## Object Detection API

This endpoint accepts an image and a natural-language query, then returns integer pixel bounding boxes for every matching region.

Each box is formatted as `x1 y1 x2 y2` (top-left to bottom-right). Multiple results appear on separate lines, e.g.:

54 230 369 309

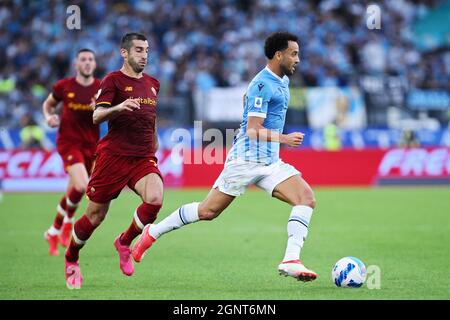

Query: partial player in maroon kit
64 33 163 289
43 49 100 256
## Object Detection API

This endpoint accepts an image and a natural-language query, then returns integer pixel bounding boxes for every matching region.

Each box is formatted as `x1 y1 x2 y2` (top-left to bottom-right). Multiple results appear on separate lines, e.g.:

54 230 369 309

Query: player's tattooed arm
93 98 140 124
42 93 60 128
247 116 304 147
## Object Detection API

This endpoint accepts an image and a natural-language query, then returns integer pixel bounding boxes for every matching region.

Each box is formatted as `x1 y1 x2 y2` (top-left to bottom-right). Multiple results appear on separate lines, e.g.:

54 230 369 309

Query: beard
280 63 295 76
129 57 145 73
79 69 93 78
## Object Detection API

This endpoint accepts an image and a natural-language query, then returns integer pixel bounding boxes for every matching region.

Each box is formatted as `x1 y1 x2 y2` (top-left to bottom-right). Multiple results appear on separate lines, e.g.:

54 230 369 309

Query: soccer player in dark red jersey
43 49 100 256
64 33 163 289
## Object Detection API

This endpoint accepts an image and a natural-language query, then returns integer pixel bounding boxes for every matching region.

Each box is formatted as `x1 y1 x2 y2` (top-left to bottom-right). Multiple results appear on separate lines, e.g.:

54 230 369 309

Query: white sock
48 225 61 236
149 202 200 239
283 205 314 262
63 215 74 224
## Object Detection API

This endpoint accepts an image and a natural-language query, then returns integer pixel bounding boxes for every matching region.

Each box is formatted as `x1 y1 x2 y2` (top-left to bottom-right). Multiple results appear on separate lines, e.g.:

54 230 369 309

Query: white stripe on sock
66 197 78 208
48 226 61 236
57 204 67 216
134 210 145 230
63 215 74 224
72 230 85 245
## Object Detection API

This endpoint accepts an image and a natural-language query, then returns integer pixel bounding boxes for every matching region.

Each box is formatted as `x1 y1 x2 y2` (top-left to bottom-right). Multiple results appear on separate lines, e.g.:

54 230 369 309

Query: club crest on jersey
254 97 263 109
151 87 157 95
67 92 75 98
125 86 133 92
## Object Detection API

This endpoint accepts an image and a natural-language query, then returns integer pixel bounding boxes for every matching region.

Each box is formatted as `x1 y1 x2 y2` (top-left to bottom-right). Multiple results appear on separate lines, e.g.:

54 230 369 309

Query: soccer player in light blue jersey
133 32 318 282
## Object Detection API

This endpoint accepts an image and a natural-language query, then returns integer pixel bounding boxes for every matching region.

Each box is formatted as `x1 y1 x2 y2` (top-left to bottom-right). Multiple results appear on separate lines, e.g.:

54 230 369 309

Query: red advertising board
179 148 450 187
375 148 450 185
1 148 449 191
0 149 183 191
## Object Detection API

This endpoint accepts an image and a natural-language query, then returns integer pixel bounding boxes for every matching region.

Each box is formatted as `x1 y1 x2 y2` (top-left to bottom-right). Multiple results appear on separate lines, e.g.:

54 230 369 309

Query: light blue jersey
229 67 290 165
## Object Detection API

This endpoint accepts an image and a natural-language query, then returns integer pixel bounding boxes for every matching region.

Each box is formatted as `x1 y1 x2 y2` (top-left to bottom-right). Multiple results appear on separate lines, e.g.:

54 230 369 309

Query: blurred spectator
323 123 343 150
19 114 46 149
398 129 421 147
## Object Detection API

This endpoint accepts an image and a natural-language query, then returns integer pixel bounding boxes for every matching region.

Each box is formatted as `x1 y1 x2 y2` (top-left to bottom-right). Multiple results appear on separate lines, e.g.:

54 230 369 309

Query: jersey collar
264 66 284 82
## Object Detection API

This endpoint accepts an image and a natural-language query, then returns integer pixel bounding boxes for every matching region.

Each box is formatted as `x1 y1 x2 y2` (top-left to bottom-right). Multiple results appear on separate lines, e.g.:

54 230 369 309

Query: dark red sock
52 196 67 229
120 203 161 246
66 206 78 219
65 214 96 262
66 187 84 218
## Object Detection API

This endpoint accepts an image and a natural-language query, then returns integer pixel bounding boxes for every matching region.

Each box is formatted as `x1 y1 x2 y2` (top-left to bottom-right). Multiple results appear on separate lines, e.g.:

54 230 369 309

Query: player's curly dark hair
264 32 298 59
121 32 147 51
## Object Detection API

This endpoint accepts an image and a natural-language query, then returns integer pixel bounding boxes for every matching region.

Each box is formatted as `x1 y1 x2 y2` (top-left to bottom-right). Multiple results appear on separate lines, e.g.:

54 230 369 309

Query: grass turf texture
0 188 449 300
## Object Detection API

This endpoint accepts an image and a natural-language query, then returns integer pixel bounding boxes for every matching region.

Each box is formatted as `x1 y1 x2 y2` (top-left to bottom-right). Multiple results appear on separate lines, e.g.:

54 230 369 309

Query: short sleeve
153 78 160 94
246 81 272 118
147 75 160 94
95 75 116 109
51 79 65 101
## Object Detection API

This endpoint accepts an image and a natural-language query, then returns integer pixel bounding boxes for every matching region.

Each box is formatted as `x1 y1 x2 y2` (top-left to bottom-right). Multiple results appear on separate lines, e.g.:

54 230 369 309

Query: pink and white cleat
44 231 59 256
114 235 134 276
65 258 83 289
132 224 156 263
278 260 318 282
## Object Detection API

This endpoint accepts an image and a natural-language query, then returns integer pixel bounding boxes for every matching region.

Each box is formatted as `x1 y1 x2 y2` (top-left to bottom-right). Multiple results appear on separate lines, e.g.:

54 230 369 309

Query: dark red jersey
52 77 101 149
95 70 160 157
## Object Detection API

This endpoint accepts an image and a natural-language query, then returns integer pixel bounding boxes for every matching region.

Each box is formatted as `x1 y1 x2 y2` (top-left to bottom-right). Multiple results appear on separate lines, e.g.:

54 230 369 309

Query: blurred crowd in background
0 0 449 130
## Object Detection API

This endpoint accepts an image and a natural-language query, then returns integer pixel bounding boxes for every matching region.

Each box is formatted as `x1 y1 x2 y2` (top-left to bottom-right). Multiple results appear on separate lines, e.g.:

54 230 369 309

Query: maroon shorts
86 152 162 203
57 145 95 174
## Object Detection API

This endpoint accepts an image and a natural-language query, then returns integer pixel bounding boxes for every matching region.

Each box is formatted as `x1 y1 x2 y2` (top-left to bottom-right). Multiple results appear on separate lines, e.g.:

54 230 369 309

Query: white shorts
213 158 301 197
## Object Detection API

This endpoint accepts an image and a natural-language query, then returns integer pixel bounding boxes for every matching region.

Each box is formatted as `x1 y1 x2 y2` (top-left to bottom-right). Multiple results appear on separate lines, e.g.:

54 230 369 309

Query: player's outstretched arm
42 93 60 128
246 116 304 147
93 98 140 124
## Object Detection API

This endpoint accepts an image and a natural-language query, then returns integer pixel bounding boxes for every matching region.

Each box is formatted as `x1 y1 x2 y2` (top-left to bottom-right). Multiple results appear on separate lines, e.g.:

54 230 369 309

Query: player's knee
143 196 162 206
142 191 163 206
86 214 105 227
291 190 316 209
72 180 87 194
302 192 316 209
86 207 108 227
73 184 87 194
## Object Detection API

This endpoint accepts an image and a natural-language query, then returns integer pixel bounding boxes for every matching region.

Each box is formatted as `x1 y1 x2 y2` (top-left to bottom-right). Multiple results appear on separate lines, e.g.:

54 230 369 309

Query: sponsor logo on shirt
67 92 75 98
125 86 133 92
68 102 94 111
129 96 157 106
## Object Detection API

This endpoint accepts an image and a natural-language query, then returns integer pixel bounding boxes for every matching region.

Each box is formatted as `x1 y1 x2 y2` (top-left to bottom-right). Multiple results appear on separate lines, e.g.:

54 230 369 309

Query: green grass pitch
0 187 449 299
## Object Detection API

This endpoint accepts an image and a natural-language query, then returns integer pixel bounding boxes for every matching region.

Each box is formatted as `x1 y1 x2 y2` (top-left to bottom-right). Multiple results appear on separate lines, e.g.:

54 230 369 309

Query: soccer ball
332 257 367 288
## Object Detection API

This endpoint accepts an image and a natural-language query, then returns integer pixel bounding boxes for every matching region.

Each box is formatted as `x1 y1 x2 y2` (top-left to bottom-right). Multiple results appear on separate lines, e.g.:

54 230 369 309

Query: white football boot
278 260 318 282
